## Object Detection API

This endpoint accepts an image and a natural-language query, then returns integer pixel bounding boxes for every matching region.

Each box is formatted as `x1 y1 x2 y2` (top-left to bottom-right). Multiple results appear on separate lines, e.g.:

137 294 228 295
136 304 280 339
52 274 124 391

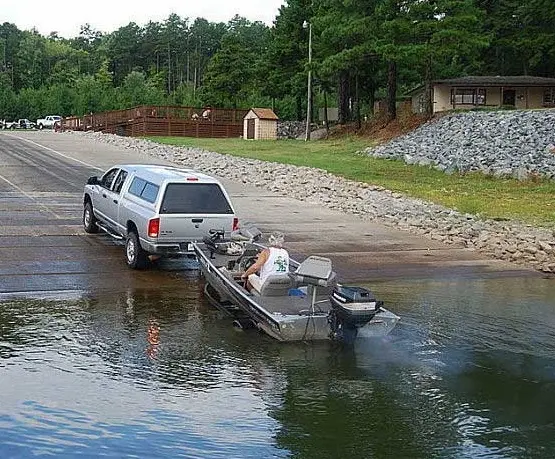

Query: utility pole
305 21 312 141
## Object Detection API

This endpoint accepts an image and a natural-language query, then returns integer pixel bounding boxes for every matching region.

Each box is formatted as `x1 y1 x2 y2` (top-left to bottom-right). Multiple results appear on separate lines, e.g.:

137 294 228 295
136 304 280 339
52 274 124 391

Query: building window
451 88 486 105
544 88 555 106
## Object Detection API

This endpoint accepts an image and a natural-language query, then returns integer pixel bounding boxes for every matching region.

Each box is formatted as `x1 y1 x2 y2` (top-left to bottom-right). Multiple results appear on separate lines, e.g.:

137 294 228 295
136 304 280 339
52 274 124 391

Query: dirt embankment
329 112 430 144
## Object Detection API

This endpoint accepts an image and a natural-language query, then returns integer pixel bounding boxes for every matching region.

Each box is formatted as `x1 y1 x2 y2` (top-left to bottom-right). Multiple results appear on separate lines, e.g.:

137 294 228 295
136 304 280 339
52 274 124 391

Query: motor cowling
328 286 383 342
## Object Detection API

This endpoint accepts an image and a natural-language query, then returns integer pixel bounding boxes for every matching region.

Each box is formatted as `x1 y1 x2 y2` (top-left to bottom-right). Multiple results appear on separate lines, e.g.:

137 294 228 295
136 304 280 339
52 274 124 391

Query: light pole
305 21 312 141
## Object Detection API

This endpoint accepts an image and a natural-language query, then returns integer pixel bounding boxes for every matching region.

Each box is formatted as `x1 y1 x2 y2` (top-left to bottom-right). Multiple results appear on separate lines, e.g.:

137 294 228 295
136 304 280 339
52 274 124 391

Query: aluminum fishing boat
193 228 399 343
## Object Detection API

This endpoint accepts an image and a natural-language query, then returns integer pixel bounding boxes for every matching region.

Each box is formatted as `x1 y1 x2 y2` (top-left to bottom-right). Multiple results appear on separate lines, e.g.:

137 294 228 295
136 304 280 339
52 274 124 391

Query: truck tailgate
156 182 236 242
158 214 235 242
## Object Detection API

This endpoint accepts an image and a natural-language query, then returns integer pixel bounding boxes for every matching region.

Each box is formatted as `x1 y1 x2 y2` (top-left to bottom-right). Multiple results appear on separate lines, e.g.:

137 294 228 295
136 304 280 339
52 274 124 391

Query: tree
106 23 143 86
162 14 190 93
410 0 488 116
189 18 227 90
315 0 381 124
0 72 16 118
1 4 555 123
15 31 48 89
0 22 23 90
117 71 165 107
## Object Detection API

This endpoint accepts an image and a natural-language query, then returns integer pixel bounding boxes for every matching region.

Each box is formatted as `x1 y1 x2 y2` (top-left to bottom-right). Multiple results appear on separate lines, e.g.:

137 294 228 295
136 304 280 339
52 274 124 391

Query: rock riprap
277 121 307 139
70 130 555 274
362 109 555 180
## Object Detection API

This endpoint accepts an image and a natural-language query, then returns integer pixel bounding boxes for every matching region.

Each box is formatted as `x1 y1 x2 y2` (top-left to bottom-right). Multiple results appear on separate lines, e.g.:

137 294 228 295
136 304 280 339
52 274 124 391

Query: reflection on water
1 277 554 458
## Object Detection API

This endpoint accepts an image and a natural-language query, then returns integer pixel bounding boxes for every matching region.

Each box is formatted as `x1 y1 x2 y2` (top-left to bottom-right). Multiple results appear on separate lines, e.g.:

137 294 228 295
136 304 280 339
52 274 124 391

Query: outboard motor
328 286 383 343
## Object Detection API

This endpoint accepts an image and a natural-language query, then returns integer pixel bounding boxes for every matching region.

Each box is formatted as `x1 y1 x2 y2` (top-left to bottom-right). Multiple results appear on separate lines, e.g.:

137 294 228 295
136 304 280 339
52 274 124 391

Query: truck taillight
148 218 160 238
232 217 239 231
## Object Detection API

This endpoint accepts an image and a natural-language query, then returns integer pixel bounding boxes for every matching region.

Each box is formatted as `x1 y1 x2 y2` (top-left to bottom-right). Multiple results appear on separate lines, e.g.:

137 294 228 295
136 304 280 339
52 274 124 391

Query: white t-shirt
259 247 289 283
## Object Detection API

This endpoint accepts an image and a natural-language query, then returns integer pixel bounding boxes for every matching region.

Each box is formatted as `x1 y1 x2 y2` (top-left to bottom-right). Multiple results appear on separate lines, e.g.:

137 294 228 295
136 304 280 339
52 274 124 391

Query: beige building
243 108 279 140
409 76 555 114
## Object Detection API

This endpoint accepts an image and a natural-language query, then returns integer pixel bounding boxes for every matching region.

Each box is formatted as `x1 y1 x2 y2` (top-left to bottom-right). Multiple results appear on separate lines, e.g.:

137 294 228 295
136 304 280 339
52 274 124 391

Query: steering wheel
240 256 257 272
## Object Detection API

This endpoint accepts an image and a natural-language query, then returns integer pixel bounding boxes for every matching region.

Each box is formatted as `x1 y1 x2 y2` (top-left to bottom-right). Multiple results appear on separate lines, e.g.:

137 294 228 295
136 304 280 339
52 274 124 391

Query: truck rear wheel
83 202 98 233
126 231 148 269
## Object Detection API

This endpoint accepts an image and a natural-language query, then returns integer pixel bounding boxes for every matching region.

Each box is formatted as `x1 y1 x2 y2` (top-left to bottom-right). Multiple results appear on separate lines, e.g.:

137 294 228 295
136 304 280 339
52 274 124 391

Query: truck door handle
113 199 118 204
192 218 204 223
102 193 107 198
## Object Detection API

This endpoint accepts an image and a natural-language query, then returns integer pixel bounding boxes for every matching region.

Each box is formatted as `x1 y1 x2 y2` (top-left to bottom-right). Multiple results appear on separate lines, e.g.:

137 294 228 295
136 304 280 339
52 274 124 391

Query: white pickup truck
3 119 35 129
36 115 61 130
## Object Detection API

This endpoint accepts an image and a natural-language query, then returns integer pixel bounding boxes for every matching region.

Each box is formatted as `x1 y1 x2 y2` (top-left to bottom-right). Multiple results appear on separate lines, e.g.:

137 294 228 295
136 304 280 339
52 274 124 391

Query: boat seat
291 256 336 288
255 273 295 297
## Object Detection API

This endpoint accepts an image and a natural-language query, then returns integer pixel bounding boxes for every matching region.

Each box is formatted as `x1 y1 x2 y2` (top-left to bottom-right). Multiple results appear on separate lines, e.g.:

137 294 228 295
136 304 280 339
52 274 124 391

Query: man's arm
241 250 269 278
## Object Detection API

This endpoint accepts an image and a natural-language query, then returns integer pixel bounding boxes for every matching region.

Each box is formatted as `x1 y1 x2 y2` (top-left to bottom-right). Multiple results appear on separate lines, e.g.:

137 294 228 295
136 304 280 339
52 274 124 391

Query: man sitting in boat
241 232 289 292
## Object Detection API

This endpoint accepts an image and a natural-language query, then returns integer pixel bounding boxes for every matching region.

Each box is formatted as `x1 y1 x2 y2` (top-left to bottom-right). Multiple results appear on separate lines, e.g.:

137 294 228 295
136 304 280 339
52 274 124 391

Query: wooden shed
243 108 279 140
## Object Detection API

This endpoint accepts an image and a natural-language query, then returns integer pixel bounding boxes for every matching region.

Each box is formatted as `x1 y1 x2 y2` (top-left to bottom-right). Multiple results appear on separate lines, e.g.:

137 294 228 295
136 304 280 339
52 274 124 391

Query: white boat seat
256 273 295 297
291 256 336 287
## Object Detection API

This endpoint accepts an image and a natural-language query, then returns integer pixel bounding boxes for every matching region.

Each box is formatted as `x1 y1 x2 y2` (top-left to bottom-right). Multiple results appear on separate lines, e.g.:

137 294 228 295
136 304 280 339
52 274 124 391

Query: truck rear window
160 183 233 214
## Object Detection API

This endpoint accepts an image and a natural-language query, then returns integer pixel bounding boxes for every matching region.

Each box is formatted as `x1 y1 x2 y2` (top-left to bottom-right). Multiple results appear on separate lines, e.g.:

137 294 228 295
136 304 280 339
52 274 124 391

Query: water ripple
2 278 555 458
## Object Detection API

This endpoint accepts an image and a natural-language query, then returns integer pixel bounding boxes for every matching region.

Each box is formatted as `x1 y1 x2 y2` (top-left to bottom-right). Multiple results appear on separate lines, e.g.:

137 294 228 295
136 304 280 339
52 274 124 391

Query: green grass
147 136 555 227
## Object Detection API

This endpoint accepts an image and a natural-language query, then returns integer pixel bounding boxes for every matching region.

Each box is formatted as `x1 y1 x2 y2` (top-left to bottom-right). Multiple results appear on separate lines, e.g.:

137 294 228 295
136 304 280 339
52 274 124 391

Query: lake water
1 276 554 458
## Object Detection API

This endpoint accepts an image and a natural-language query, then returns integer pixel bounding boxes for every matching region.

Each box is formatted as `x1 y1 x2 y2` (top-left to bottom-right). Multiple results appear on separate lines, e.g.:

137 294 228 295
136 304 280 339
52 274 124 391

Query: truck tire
126 231 148 269
83 201 99 233
38 123 44 130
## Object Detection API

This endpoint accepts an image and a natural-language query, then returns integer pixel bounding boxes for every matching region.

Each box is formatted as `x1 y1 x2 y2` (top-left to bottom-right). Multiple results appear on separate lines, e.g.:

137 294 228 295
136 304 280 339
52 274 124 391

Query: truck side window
128 177 147 197
141 183 159 203
128 177 159 203
100 168 119 189
112 170 128 194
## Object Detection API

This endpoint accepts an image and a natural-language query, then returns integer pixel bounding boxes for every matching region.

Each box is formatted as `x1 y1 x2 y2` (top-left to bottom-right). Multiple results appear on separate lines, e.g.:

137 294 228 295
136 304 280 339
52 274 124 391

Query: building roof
434 75 555 87
248 108 279 120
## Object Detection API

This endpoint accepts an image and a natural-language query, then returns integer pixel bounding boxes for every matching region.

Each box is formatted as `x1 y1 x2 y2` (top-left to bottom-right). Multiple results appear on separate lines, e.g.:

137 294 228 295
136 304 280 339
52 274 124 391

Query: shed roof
434 75 555 87
248 108 279 120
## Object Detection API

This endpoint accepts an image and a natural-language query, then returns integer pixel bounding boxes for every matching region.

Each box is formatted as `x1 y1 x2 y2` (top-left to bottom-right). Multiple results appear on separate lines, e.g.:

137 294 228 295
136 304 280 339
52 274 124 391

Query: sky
2 0 286 38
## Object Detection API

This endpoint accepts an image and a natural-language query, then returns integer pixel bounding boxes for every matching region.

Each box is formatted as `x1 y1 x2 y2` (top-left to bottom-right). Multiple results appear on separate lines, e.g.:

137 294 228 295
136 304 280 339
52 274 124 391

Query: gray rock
362 109 555 180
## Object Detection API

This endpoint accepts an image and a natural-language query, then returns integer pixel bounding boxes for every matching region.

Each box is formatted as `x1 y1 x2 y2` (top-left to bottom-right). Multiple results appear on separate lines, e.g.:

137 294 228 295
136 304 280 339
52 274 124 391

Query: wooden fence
62 105 249 138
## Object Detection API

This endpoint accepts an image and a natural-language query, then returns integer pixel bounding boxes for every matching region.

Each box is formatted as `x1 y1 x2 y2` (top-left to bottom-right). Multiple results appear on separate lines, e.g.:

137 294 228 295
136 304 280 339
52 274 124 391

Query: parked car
5 119 35 129
36 115 62 130
83 164 239 269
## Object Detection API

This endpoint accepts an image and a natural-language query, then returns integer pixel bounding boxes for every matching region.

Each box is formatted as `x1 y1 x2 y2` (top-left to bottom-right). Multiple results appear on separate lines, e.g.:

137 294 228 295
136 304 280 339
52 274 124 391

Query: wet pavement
0 131 539 298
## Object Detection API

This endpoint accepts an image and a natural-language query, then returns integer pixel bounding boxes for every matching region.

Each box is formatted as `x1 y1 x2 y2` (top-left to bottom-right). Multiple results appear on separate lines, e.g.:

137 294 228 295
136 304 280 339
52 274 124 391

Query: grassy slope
147 136 555 227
